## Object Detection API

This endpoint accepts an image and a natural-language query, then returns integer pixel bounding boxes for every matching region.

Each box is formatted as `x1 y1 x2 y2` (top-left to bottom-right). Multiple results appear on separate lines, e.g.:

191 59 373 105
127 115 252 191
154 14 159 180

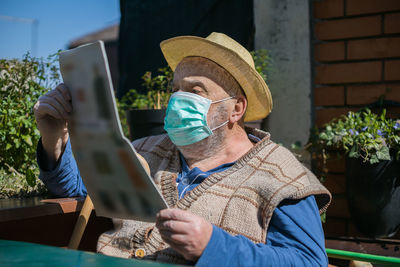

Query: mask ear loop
211 96 235 104
209 96 236 131
210 120 229 131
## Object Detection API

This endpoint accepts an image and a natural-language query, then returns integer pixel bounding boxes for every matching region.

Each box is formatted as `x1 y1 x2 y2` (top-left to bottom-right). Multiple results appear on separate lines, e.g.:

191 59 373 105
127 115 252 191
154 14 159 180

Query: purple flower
395 123 400 129
362 126 368 131
377 130 384 136
349 129 355 135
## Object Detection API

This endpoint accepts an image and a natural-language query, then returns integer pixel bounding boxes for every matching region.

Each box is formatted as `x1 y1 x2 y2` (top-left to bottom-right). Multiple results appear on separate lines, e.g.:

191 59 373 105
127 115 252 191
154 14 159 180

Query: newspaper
59 41 168 221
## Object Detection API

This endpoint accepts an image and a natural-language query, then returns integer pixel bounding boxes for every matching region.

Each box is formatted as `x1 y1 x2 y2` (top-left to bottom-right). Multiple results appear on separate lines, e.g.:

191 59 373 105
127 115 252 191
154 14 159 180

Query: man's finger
51 89 72 113
39 96 69 120
159 233 198 261
159 230 187 246
156 219 190 234
157 208 193 222
35 102 63 119
38 96 69 120
56 83 71 101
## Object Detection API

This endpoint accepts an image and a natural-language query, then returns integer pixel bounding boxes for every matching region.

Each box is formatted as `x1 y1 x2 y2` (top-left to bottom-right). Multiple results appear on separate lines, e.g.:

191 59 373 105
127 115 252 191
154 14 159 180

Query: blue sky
0 0 120 59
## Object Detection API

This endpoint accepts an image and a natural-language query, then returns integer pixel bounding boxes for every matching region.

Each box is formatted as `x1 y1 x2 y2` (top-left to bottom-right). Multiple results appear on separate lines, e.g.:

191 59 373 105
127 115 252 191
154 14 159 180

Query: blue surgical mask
164 92 234 146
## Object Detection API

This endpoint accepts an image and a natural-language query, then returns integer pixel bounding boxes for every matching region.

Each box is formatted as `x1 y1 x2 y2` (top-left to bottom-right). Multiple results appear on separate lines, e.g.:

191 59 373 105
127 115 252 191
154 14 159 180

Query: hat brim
160 36 272 122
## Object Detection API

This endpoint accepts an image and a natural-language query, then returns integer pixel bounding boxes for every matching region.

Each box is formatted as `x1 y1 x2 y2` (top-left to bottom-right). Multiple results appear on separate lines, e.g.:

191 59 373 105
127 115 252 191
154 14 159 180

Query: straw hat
160 32 272 122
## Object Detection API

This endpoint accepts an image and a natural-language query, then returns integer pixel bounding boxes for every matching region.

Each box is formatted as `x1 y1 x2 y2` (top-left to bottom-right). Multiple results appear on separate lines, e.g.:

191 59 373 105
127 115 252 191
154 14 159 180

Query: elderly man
34 32 331 266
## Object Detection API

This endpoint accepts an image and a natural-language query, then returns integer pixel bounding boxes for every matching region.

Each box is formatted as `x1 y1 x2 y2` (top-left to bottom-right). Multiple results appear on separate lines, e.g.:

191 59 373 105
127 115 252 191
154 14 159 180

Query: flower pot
346 154 400 238
126 109 166 141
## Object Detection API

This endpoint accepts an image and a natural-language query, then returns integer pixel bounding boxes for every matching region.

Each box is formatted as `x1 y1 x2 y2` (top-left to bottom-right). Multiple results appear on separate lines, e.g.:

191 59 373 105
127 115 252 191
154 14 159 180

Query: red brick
347 37 400 60
326 152 346 173
323 217 348 237
323 174 346 194
347 0 400 16
387 107 400 118
315 152 346 174
384 60 400 81
314 0 344 19
315 62 382 84
315 108 354 127
315 86 345 106
328 195 351 218
347 84 400 105
384 13 400 33
315 42 345 61
315 16 381 40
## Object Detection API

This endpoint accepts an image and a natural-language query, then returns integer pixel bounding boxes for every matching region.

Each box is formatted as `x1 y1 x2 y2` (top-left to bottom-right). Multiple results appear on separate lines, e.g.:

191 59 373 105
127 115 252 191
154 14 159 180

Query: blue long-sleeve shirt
37 138 328 266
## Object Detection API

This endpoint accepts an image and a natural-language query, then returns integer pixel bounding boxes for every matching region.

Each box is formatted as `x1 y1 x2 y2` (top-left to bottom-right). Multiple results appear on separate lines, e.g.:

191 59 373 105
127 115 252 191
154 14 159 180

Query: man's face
172 57 232 129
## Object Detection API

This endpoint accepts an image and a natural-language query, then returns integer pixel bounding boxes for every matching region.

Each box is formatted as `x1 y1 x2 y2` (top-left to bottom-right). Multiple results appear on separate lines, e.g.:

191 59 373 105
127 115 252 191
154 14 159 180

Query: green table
0 239 180 266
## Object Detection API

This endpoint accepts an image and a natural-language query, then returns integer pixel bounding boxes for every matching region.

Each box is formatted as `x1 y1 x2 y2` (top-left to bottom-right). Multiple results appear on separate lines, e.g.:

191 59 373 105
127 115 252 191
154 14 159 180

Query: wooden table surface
0 197 85 222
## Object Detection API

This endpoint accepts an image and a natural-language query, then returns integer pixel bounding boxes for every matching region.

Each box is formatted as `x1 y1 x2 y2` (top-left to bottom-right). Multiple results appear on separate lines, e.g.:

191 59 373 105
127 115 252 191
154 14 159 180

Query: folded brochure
59 41 168 221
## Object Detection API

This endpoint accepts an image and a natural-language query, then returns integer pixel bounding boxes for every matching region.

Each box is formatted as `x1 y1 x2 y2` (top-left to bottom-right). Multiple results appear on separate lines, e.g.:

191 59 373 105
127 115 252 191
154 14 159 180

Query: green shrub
250 49 272 82
118 66 174 111
0 53 60 198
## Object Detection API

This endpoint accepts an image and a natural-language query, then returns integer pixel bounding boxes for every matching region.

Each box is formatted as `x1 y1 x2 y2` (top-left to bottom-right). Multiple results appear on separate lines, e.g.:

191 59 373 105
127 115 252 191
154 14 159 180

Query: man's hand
156 208 213 261
33 83 72 169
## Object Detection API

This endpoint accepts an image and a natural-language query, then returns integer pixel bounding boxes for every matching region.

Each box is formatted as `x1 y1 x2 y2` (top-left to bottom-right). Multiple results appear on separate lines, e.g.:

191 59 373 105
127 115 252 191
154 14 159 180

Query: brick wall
312 0 400 238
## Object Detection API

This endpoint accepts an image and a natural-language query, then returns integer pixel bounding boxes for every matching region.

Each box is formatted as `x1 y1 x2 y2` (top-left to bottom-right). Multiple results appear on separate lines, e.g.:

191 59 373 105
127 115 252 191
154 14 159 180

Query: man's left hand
156 208 213 261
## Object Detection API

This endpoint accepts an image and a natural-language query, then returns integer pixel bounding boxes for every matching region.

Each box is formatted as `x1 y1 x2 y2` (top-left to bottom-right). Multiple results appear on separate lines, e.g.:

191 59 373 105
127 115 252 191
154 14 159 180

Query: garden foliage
118 66 174 111
0 53 60 197
310 109 400 165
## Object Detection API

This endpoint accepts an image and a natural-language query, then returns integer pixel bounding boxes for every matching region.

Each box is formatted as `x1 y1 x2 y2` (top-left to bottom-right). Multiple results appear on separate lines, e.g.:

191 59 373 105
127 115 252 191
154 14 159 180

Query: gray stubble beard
177 104 228 165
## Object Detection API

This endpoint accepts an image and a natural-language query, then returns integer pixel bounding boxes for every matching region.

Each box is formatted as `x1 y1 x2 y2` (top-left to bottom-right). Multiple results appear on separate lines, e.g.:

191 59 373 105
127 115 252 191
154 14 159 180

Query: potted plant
308 109 400 238
117 66 173 141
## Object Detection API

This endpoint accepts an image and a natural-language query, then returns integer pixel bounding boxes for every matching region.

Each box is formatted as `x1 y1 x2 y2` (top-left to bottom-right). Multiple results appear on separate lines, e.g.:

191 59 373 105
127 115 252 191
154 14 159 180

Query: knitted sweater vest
97 128 331 264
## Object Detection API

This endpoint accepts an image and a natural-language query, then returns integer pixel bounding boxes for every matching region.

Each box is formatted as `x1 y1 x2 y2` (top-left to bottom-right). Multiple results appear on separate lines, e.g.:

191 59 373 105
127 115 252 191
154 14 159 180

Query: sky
0 0 120 60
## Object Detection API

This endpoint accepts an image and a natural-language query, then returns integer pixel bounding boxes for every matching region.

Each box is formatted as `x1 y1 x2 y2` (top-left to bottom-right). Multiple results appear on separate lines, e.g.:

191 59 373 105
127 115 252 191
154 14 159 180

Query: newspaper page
59 41 168 221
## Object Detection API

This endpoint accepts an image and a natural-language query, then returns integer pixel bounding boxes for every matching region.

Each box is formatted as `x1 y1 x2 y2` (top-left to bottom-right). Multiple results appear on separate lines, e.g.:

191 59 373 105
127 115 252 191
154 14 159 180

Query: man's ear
229 96 247 124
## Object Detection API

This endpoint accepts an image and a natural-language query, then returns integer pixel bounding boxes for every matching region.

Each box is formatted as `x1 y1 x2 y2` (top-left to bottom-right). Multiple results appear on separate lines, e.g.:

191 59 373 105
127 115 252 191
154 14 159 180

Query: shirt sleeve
196 195 328 267
37 138 87 197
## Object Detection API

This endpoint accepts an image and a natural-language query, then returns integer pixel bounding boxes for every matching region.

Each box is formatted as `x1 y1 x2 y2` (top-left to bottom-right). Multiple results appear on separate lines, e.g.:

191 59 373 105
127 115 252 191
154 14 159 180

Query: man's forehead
176 57 212 72
174 57 221 79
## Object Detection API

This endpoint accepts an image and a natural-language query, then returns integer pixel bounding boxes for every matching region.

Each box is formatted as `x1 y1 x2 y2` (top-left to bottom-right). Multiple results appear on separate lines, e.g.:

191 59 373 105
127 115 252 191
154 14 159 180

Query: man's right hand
33 83 72 170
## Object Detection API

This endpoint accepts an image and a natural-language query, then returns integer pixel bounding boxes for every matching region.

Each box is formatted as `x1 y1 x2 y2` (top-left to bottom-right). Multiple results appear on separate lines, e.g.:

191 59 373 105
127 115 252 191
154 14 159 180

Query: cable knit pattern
97 128 331 265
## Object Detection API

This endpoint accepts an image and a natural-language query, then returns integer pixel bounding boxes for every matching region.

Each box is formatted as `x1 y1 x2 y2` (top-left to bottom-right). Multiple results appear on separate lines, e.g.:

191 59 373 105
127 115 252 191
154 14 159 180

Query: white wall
254 0 312 147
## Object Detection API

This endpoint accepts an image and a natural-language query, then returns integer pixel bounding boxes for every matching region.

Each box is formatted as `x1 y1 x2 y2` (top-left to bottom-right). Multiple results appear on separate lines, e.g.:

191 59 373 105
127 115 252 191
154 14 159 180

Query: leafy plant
251 49 272 82
307 109 400 175
119 66 174 110
0 53 60 198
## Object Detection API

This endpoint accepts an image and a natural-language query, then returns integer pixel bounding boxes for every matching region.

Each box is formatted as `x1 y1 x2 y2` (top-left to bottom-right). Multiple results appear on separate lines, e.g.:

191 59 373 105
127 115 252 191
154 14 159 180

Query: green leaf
14 139 20 148
320 212 326 223
349 146 359 158
377 146 391 161
26 168 36 187
369 155 379 164
319 133 328 140
22 135 33 146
